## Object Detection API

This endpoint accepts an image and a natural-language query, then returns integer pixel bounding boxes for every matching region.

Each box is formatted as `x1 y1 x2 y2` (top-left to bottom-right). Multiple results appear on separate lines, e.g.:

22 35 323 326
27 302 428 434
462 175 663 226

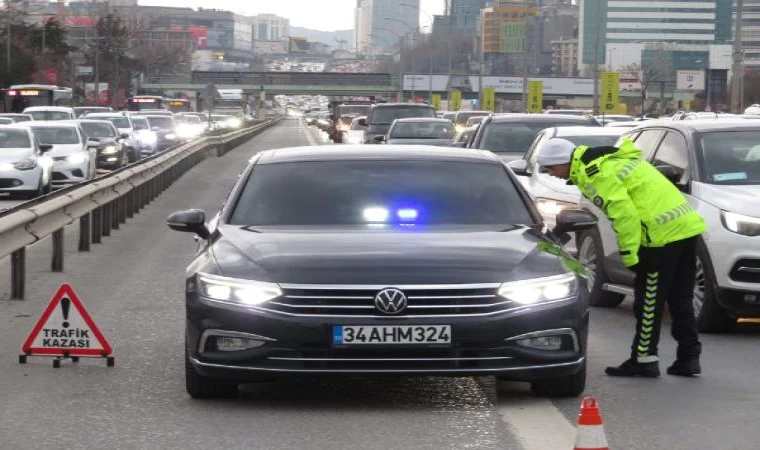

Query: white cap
536 138 576 168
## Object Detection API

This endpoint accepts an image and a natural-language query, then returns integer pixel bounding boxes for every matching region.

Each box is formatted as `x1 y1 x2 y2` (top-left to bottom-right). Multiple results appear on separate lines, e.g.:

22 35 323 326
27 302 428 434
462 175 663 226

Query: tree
624 48 675 115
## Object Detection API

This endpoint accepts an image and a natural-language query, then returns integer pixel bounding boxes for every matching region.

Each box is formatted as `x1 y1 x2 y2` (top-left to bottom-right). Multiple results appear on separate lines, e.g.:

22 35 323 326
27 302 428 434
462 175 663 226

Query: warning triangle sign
21 284 113 357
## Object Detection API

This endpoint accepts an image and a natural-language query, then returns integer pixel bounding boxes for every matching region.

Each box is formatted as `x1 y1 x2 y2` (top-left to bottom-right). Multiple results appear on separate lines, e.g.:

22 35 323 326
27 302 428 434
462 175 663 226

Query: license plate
332 325 451 345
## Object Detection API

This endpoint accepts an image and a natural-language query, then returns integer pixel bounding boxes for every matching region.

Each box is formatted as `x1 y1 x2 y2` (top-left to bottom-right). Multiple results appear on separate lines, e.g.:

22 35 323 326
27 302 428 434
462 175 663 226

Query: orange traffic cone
574 397 609 450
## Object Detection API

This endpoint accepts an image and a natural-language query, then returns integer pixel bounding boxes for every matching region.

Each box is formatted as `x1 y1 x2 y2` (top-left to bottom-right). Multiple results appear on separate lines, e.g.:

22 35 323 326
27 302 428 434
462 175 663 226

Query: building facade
250 14 290 42
480 3 538 75
741 0 760 68
355 0 420 52
551 37 578 76
447 0 488 35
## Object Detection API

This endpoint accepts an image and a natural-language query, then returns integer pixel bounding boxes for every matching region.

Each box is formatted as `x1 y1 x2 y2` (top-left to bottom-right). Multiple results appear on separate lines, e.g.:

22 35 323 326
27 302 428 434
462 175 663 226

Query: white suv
576 120 760 332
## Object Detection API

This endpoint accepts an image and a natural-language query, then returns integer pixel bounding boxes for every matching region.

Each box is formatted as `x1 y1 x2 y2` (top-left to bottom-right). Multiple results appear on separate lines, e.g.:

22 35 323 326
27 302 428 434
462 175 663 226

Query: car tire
694 240 734 333
185 356 239 399
577 229 626 307
530 362 586 398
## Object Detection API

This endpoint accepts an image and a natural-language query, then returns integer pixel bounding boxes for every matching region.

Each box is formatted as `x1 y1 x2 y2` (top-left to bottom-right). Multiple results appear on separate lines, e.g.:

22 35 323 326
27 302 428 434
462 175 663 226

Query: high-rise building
480 2 538 75
355 0 420 52
741 0 760 67
249 14 290 42
447 0 488 35
579 0 732 71
551 37 578 76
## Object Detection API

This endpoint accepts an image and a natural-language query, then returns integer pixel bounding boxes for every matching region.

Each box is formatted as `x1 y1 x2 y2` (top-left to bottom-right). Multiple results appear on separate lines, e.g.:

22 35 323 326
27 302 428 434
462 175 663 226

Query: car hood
0 148 34 162
535 173 581 198
48 144 83 157
387 138 453 146
693 182 760 217
211 225 575 285
495 152 526 163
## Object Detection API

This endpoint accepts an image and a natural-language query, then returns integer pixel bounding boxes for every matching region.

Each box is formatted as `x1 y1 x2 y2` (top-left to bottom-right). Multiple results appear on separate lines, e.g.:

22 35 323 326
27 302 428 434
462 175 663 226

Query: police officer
537 137 706 378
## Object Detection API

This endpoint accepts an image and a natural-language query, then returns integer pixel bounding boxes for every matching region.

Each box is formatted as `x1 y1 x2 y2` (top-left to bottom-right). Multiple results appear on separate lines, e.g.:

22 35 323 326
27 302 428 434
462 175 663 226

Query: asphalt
0 117 758 450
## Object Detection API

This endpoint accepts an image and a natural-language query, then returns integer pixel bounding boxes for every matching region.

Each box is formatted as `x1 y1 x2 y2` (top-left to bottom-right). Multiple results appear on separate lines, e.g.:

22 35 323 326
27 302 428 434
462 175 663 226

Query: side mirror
86 139 100 147
373 135 386 143
553 209 597 236
357 118 368 127
120 133 130 139
39 144 53 153
166 209 210 239
507 159 531 176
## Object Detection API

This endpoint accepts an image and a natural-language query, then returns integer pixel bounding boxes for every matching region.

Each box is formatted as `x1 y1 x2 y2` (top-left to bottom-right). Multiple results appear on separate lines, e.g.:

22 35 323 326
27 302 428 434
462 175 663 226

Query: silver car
385 118 455 146
22 122 96 188
0 126 53 198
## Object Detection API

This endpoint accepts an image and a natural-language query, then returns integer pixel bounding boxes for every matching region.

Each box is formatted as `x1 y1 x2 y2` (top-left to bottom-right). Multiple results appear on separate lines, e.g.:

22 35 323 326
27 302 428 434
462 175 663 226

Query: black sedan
78 119 128 169
168 146 594 399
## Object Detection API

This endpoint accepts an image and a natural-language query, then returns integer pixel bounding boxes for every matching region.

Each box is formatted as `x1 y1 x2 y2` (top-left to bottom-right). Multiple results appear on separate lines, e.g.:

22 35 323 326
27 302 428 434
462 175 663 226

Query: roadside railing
0 119 280 300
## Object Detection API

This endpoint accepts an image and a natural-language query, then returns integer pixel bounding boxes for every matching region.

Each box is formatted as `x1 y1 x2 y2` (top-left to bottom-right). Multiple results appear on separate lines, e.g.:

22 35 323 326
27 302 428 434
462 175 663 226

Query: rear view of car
364 104 437 144
386 118 455 146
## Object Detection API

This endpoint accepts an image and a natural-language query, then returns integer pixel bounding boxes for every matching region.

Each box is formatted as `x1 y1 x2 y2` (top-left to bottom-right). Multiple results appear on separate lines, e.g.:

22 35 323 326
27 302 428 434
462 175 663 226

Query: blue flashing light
397 208 419 221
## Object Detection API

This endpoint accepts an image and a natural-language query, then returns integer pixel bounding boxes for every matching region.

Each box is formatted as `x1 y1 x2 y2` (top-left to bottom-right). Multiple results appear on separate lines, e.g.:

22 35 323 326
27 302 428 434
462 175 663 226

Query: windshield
699 131 760 184
0 129 31 148
2 115 31 122
30 126 80 145
105 117 131 129
0 118 14 124
390 122 455 139
131 118 149 130
74 107 110 117
339 105 370 117
27 111 71 121
371 107 436 125
147 116 174 130
229 160 532 226
480 120 590 153
81 122 116 138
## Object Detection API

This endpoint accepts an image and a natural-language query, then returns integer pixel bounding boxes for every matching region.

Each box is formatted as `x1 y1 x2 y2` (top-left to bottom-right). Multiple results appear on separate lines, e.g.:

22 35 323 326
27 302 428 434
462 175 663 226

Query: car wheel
694 240 733 333
530 362 586 398
185 356 239 399
577 230 626 307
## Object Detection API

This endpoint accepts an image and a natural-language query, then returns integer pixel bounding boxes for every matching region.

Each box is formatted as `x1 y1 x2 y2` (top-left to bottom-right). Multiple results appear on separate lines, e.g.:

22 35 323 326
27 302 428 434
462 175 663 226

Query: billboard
403 75 595 96
600 72 620 114
482 88 495 112
449 90 462 111
527 81 543 113
500 20 526 54
289 37 309 53
677 70 706 91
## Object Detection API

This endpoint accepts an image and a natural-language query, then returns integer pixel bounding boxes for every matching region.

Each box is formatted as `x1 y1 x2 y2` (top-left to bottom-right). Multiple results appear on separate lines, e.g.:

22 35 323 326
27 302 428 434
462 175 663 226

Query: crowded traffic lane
0 118 759 449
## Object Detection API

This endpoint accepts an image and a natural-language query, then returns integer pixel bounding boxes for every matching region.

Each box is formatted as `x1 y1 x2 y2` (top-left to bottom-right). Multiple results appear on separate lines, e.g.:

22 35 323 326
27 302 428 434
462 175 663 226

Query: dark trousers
631 236 702 362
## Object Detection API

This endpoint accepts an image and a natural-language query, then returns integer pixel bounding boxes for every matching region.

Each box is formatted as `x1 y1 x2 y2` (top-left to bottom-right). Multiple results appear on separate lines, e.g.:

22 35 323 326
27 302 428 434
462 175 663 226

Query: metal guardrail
0 119 280 300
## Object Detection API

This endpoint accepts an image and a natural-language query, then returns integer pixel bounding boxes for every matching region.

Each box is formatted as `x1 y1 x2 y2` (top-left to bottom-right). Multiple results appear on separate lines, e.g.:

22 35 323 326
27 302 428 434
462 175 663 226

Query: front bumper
186 292 588 381
0 166 42 192
51 160 89 187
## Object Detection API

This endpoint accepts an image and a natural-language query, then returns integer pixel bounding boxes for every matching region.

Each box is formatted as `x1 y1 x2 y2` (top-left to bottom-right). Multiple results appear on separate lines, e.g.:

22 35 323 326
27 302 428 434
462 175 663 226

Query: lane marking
496 384 577 450
300 118 318 147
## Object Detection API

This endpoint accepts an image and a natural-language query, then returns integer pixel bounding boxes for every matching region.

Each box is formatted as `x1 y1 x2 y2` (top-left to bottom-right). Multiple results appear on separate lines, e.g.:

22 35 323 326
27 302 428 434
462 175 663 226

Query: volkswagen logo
374 288 408 315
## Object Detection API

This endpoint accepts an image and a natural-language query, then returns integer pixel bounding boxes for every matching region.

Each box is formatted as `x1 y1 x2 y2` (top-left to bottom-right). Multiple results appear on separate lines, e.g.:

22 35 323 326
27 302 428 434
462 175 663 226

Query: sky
138 0 446 31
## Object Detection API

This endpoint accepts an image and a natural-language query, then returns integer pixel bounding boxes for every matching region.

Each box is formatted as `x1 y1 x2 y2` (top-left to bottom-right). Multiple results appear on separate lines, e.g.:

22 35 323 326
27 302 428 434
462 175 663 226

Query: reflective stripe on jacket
569 138 706 267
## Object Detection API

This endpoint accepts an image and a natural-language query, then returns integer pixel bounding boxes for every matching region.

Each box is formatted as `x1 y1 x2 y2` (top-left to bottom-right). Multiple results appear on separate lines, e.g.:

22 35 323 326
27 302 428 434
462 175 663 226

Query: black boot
605 358 660 378
667 359 701 377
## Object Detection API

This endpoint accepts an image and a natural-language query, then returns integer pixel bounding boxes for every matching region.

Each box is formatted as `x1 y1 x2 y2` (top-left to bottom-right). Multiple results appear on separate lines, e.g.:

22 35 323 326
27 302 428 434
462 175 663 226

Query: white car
23 106 76 121
22 122 96 188
508 127 626 225
0 126 53 198
82 113 137 161
575 120 760 333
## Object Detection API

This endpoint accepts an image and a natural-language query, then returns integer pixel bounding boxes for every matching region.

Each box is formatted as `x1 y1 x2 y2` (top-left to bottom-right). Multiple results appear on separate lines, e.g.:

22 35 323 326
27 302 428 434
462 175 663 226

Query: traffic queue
304 101 760 339
0 105 247 199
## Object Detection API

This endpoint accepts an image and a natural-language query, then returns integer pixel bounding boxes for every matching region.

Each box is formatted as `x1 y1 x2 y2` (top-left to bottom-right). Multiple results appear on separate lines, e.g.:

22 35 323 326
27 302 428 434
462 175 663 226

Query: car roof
257 145 500 165
456 110 491 115
76 119 116 125
21 121 79 128
637 118 760 133
0 125 34 134
551 126 624 136
393 118 454 123
489 113 595 122
24 106 74 112
84 113 126 117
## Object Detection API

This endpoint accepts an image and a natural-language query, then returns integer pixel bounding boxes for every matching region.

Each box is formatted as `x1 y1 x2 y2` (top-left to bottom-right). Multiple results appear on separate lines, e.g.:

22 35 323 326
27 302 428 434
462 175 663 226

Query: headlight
226 118 243 128
101 145 117 155
498 273 577 305
197 273 283 306
138 131 157 145
164 133 177 140
535 198 577 217
0 162 16 171
722 211 760 237
66 153 87 165
13 157 38 170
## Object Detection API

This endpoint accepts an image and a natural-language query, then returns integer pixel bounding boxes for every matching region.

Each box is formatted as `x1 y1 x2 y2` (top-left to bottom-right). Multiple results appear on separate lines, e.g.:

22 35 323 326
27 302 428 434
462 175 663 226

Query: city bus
0 85 73 113
126 95 167 111
167 99 193 113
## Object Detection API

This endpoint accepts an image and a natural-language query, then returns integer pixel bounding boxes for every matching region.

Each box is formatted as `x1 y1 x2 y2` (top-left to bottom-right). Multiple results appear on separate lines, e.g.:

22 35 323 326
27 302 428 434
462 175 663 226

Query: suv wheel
185 354 239 399
694 241 733 333
577 229 626 307
530 362 586 398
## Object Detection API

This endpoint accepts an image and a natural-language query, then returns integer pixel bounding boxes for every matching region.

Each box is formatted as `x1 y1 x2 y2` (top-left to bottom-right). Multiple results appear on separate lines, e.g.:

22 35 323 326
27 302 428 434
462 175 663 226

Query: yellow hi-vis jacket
569 138 707 267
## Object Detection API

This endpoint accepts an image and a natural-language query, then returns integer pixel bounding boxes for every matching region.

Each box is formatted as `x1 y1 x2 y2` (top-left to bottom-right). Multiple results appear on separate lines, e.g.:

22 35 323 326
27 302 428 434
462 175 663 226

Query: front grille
731 259 760 283
52 172 68 181
260 284 513 318
53 156 68 161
